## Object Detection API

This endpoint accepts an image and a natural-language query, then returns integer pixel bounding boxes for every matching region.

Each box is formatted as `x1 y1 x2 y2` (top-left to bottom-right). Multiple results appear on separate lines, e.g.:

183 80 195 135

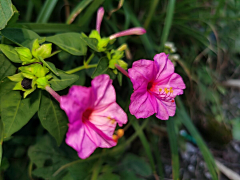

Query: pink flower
96 7 104 33
60 74 127 159
109 27 146 40
128 53 186 120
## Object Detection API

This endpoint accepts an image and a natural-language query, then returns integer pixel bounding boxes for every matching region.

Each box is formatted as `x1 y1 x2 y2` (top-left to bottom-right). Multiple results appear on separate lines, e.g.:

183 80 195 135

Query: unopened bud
109 27 146 40
117 129 124 138
112 134 118 142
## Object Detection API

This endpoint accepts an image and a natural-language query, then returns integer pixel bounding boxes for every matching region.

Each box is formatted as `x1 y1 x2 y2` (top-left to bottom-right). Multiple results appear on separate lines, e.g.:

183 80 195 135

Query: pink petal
154 53 174 81
92 102 128 127
96 7 104 33
60 86 92 124
155 99 176 120
91 74 116 107
128 60 156 90
129 88 156 119
109 27 146 40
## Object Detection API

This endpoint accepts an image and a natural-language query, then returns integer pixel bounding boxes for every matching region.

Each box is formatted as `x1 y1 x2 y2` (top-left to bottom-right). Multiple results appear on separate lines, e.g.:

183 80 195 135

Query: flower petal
60 86 92 124
154 53 174 81
155 99 176 120
91 74 116 107
129 88 156 119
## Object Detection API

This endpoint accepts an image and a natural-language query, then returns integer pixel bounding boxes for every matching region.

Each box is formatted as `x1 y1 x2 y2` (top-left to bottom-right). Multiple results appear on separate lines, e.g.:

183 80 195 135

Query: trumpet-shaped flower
128 53 186 120
60 74 127 159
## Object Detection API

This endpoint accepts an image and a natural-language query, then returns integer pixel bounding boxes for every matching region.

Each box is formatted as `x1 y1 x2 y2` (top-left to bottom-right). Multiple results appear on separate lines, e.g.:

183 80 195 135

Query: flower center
147 81 153 90
82 108 93 123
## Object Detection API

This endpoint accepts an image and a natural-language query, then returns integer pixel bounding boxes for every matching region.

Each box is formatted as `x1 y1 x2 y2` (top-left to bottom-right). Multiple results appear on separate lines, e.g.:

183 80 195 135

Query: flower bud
96 7 105 33
109 27 146 40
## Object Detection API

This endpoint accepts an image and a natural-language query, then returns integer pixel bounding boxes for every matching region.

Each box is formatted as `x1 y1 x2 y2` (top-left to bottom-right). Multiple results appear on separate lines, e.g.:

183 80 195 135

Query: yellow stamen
159 88 162 92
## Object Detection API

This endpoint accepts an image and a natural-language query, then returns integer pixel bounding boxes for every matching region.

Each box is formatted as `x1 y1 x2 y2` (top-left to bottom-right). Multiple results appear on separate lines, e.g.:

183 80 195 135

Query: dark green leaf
46 33 87 56
38 91 68 146
72 70 85 86
28 135 69 179
98 173 120 180
0 44 21 63
117 72 122 86
6 5 19 26
80 33 99 52
0 118 3 166
91 57 108 78
0 84 40 138
0 53 16 80
1 28 40 47
119 171 143 180
39 58 59 76
0 0 13 30
36 0 58 23
50 69 79 91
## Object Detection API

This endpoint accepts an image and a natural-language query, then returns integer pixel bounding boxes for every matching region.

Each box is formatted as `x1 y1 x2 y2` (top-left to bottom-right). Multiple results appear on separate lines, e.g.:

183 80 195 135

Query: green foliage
0 118 3 166
0 53 16 80
0 0 14 30
0 44 21 63
38 92 68 146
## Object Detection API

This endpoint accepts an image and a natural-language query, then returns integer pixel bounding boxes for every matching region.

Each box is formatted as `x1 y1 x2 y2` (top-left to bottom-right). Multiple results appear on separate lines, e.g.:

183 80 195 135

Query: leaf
166 118 180 180
0 44 21 63
46 33 87 56
0 53 16 80
0 83 40 138
38 91 68 146
36 0 58 23
118 154 152 177
28 135 69 179
6 4 19 26
49 70 79 91
38 57 59 76
91 57 108 78
0 118 3 166
80 33 99 52
117 72 122 86
0 0 13 30
98 173 120 180
1 28 40 47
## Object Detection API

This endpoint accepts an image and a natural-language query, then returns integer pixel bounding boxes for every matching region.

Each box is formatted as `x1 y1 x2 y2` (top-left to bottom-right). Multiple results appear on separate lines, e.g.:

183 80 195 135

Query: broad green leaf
80 33 99 52
38 57 59 76
6 5 19 26
0 118 3 166
0 53 16 80
28 135 69 179
0 0 13 30
91 57 108 78
166 118 179 180
1 28 40 47
38 91 68 146
98 173 120 180
118 154 152 177
0 44 21 63
0 86 40 139
46 33 87 56
50 70 79 91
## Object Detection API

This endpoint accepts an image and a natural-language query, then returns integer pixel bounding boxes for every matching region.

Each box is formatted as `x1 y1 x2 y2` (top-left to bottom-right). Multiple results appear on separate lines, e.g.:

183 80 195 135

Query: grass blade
176 97 218 180
159 0 176 51
143 0 159 29
66 0 93 24
36 0 58 23
166 118 179 180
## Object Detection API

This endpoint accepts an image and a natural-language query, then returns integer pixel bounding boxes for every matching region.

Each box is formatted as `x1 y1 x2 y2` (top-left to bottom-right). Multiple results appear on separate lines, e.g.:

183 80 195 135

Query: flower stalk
45 85 61 103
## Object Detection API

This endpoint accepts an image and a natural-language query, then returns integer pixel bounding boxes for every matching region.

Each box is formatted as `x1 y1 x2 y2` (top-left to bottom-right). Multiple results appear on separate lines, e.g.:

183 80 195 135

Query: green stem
131 118 156 174
91 150 104 180
65 64 97 74
85 53 95 65
53 117 149 177
143 0 159 29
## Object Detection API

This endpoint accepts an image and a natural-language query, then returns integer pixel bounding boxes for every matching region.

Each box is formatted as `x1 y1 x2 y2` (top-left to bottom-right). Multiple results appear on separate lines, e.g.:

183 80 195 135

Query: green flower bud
35 43 52 59
89 30 101 40
117 60 128 70
36 77 49 89
89 30 110 52
109 59 118 69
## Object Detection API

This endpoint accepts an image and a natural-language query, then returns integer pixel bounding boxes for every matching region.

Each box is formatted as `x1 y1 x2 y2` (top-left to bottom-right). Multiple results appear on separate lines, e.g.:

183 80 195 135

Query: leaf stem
65 64 98 74
84 53 95 65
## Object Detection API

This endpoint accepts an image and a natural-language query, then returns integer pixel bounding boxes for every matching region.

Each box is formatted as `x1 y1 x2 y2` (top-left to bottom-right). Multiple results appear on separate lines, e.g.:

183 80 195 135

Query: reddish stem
115 64 129 78
45 85 61 103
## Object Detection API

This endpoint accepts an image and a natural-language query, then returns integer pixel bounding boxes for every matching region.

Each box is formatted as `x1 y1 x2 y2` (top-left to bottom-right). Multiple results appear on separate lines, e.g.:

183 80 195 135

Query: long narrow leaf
36 0 58 23
166 118 179 180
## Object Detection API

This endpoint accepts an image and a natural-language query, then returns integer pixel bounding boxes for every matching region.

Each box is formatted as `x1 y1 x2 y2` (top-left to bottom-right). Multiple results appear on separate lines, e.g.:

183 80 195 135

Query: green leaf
177 97 218 180
1 28 40 47
38 91 68 146
0 53 16 80
0 0 13 30
36 0 58 23
38 57 59 76
46 33 87 56
91 57 108 78
50 70 79 91
0 44 21 63
0 118 3 166
6 4 19 26
166 118 179 180
117 72 122 86
98 173 120 180
28 135 69 179
0 85 40 139
80 33 99 52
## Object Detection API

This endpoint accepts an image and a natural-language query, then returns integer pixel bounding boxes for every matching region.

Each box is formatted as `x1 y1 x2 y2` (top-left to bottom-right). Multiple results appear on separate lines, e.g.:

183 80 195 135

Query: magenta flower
128 53 186 120
96 7 104 33
60 74 127 159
